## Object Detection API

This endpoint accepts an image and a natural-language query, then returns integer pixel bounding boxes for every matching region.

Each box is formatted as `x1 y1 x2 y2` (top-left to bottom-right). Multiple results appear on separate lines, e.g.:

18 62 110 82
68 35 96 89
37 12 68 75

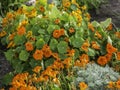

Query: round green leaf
70 37 84 48
14 35 26 45
57 41 68 54
35 38 45 49
50 38 58 51
19 50 29 61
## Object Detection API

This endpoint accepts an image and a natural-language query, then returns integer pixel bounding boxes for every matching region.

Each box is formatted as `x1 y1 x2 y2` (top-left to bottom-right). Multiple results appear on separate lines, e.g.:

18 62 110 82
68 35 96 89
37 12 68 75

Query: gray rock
90 0 120 27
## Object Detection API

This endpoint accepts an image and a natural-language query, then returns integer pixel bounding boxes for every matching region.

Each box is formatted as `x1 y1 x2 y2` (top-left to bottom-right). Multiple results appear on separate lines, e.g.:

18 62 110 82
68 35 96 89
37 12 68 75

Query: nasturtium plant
0 0 120 90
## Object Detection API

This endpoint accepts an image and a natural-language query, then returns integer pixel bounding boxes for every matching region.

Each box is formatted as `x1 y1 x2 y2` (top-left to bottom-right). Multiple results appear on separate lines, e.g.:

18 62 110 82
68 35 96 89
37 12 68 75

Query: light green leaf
91 21 100 27
50 38 58 51
100 18 112 29
87 48 95 56
19 50 29 61
47 25 60 34
75 27 84 38
4 49 14 61
35 38 45 49
70 37 84 48
57 41 68 54
38 29 46 34
107 36 112 45
49 6 61 18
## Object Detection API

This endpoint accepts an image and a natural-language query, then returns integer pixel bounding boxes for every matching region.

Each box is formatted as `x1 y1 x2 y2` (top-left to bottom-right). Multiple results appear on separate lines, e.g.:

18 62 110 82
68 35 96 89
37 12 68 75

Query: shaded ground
0 51 13 88
90 0 120 27
0 27 13 88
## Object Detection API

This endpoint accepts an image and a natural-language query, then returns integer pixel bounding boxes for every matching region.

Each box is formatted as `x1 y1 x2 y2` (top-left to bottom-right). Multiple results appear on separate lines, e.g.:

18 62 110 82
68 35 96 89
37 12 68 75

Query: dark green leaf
29 59 41 68
1 72 14 85
14 35 26 45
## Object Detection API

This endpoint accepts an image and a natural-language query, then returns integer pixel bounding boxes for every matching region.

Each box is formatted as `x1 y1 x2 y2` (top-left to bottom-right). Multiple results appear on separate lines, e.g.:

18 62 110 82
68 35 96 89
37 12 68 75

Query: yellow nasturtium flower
26 31 33 38
0 30 7 37
24 8 37 18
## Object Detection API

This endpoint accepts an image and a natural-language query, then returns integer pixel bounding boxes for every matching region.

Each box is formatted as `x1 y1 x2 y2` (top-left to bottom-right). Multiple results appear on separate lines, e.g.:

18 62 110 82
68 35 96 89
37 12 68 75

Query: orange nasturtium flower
69 27 75 33
39 6 45 12
2 18 8 27
17 26 26 35
79 54 89 64
42 44 52 58
52 53 60 60
105 53 112 62
106 43 117 54
115 32 120 38
63 1 71 8
33 50 43 60
60 28 65 35
16 7 25 14
52 78 60 86
6 12 14 20
9 33 16 40
43 48 52 58
95 31 102 39
91 41 100 50
97 56 108 66
79 82 88 90
54 18 60 24
53 29 65 39
116 80 120 88
52 59 64 70
20 85 37 90
63 57 72 68
33 66 42 73
67 49 75 57
25 42 34 51
21 20 28 26
116 52 120 60
81 40 90 52
53 30 61 38
11 72 29 89
74 60 82 67
88 23 94 32
114 65 120 71
106 23 113 30
107 81 114 88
